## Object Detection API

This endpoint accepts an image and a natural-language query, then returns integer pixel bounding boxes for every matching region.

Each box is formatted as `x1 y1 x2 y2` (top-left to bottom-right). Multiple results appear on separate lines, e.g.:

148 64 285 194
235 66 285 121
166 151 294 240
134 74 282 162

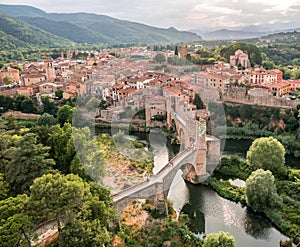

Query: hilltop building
230 49 250 68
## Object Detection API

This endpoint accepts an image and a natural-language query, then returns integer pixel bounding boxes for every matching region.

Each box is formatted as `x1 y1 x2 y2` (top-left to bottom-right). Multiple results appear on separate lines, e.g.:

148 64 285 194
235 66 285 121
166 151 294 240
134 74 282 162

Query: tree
245 169 281 212
153 52 166 63
99 99 107 110
203 231 235 247
28 173 91 228
0 117 20 174
57 105 74 126
85 97 101 111
41 96 58 116
238 104 253 119
193 93 205 109
0 173 9 200
21 97 35 113
2 76 11 85
0 194 33 247
58 183 115 246
57 218 112 247
175 46 179 56
37 113 57 126
55 89 64 99
28 173 115 246
0 94 13 112
14 95 27 111
73 127 105 183
49 123 75 174
4 133 55 194
246 137 285 174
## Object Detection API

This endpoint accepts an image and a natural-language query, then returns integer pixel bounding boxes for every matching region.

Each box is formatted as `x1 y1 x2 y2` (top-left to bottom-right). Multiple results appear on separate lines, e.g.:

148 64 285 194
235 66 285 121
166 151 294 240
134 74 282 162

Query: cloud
1 0 300 30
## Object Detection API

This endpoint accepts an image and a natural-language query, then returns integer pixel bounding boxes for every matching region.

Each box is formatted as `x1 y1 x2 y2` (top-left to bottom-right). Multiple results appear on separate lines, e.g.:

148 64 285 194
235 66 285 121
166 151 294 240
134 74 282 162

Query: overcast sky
1 0 300 30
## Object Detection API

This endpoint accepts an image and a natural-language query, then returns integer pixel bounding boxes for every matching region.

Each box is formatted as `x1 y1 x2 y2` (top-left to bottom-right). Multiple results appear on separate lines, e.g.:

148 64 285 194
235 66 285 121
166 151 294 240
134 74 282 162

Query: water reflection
174 183 289 247
148 128 169 174
244 209 272 239
181 203 205 234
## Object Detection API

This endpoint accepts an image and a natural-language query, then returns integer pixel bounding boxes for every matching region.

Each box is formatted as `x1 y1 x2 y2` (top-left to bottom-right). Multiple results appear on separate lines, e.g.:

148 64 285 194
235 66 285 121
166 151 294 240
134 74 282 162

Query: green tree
85 97 101 111
99 99 107 110
246 137 285 174
73 127 105 183
175 46 179 56
57 218 112 247
49 123 75 174
21 97 35 113
28 173 115 246
245 169 281 212
0 117 19 173
4 133 55 194
55 89 64 99
41 96 58 116
0 173 9 200
0 94 13 112
2 76 11 85
153 52 166 63
14 95 27 111
0 194 33 247
238 104 253 119
203 231 235 247
50 182 114 247
193 93 205 109
262 60 275 70
57 105 74 126
37 113 57 126
28 173 91 229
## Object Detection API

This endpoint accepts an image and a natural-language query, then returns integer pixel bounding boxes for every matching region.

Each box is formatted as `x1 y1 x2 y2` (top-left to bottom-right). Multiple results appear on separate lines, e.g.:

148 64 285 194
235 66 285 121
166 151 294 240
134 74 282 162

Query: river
97 128 294 246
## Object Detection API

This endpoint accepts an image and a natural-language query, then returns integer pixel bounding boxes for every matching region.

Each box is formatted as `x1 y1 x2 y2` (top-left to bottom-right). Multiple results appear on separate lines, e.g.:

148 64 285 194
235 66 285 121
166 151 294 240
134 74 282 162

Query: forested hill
0 12 74 50
0 4 202 45
18 16 114 44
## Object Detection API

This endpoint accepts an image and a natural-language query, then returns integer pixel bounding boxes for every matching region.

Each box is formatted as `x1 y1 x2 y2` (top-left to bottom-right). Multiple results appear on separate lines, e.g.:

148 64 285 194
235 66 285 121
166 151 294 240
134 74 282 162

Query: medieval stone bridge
113 92 221 214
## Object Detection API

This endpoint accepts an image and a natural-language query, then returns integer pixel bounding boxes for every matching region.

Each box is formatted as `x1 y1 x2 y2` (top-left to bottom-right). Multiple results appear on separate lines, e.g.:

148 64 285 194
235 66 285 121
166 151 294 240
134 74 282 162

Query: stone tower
44 59 55 80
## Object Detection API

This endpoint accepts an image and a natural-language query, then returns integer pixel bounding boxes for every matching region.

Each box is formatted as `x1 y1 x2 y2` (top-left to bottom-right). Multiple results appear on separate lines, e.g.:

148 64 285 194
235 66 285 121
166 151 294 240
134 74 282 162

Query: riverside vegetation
205 137 300 244
209 102 300 160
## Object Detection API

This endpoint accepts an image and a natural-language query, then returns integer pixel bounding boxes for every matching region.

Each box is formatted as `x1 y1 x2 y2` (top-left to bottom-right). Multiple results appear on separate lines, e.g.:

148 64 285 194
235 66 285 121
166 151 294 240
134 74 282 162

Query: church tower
44 59 55 80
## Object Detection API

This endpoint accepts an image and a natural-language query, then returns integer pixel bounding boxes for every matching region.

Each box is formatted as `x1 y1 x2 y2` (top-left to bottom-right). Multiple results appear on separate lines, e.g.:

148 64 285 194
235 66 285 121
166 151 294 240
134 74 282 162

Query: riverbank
113 199 203 246
97 133 154 194
205 156 300 244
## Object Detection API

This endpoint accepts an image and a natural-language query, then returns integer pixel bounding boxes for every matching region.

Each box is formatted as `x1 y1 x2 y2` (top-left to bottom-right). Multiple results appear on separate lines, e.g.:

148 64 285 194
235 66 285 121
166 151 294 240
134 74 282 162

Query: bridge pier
154 183 168 215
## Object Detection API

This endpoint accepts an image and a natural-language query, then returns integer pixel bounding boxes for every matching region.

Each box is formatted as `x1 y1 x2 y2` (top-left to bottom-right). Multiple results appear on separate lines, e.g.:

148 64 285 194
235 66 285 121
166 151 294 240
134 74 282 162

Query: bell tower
44 59 55 80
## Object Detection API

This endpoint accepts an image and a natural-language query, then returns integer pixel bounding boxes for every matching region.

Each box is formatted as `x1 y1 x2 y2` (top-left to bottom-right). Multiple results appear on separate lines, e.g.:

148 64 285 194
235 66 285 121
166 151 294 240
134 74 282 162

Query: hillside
0 4 46 17
258 31 300 44
0 12 74 50
18 16 114 44
201 29 266 40
47 13 201 43
0 4 202 44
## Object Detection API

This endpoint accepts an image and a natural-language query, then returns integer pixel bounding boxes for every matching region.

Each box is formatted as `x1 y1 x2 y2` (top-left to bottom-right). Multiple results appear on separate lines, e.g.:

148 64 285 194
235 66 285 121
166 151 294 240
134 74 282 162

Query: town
0 45 299 122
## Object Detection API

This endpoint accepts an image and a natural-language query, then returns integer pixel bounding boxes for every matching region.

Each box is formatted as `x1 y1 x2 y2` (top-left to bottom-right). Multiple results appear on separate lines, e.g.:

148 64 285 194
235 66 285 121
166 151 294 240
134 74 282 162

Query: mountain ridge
0 12 74 50
200 28 267 40
0 4 202 45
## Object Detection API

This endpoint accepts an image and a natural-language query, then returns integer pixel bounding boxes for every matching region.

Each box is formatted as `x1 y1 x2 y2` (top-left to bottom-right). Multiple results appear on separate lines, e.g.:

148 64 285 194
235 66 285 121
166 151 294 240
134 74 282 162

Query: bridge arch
180 163 197 181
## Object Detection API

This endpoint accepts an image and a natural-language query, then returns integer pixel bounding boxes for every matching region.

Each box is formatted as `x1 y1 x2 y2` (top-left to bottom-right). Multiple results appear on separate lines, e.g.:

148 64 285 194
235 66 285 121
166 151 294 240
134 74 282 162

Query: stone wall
223 87 299 109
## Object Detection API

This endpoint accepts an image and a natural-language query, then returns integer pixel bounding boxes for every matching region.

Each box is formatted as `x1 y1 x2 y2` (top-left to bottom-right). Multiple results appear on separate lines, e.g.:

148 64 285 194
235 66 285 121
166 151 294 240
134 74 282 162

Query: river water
97 128 294 246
